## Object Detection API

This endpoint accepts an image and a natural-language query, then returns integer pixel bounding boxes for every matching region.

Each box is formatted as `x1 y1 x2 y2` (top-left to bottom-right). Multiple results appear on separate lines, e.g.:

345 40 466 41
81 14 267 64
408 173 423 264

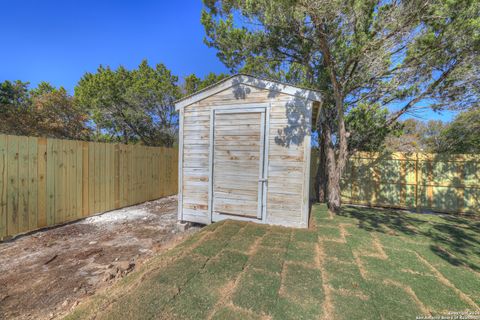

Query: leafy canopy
75 60 181 146
0 80 89 139
201 0 480 127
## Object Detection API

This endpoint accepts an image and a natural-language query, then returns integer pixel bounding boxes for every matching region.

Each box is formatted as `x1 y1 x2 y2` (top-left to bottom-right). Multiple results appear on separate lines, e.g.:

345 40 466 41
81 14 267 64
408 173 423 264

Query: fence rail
0 134 178 240
311 151 480 215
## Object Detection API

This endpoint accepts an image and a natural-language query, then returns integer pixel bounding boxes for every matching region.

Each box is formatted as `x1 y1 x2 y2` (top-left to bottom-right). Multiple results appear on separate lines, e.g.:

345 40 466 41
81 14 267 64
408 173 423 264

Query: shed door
212 108 267 221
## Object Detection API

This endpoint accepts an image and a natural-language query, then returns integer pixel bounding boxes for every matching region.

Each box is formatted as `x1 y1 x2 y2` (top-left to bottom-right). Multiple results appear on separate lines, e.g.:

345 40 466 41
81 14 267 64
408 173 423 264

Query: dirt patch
0 196 200 320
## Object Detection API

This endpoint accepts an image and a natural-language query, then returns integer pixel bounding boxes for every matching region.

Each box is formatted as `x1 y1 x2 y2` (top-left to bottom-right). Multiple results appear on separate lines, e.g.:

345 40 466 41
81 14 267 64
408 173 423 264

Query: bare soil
0 196 200 320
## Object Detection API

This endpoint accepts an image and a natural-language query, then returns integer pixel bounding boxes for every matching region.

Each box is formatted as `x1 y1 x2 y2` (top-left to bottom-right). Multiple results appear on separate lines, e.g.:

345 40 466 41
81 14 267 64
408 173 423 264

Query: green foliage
346 104 402 152
201 0 479 210
385 119 448 152
0 80 33 135
201 0 479 153
437 108 480 153
75 60 181 146
0 80 90 139
32 82 91 139
386 108 480 154
183 72 230 96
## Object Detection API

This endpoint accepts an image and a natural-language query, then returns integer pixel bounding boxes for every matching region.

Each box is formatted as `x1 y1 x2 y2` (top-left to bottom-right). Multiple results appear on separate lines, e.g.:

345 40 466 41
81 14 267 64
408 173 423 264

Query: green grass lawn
65 205 480 320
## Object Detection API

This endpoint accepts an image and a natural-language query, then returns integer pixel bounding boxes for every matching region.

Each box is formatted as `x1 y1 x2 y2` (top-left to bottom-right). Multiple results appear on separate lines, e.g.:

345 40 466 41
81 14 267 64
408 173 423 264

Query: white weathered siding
180 83 311 227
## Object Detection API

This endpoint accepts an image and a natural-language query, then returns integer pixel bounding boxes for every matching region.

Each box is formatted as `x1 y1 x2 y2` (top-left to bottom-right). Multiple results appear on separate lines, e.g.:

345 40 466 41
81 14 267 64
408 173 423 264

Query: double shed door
211 107 268 222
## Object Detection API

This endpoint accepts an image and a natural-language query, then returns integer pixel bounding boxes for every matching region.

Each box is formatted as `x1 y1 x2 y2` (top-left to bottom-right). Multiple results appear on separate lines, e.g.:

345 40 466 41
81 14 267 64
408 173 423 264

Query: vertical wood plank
88 142 95 216
456 160 465 213
159 147 165 197
28 137 38 230
68 140 75 221
94 143 100 213
72 141 77 218
109 144 115 210
414 153 419 212
0 135 7 238
104 143 108 210
118 144 123 207
76 141 82 218
105 143 109 210
101 143 106 212
399 154 407 208
7 135 19 236
46 139 56 225
82 142 89 217
128 145 133 205
18 136 29 233
427 160 434 209
373 159 380 205
56 139 64 224
114 144 120 209
37 138 47 227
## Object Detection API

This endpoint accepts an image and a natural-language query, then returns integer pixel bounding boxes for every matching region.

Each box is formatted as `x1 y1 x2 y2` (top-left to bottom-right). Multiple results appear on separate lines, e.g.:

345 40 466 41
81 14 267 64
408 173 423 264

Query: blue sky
0 0 456 122
0 1 228 91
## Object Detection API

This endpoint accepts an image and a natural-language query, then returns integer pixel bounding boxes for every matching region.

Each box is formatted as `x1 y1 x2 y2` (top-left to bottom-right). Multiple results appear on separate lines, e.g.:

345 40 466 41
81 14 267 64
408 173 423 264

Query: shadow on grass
338 206 480 271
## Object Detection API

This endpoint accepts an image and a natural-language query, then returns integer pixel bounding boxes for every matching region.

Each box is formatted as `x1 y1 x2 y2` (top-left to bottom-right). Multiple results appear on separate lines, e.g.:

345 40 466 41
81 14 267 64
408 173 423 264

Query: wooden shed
176 74 321 228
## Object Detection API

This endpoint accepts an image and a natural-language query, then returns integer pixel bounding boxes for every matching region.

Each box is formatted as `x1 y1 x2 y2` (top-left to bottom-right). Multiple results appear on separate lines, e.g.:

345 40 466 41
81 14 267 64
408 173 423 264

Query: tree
183 72 230 96
384 118 454 153
437 108 480 153
0 80 90 139
75 60 181 147
31 82 91 140
201 0 480 211
346 104 402 152
0 80 34 136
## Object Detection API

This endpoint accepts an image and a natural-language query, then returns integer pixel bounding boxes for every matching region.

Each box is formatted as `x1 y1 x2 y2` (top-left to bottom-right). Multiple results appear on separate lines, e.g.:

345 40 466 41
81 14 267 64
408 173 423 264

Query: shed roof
175 73 322 111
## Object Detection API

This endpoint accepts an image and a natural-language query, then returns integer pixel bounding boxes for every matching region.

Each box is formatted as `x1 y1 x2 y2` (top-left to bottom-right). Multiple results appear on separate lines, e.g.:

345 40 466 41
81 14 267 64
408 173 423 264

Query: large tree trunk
315 122 328 203
329 106 348 212
323 121 342 212
315 20 349 212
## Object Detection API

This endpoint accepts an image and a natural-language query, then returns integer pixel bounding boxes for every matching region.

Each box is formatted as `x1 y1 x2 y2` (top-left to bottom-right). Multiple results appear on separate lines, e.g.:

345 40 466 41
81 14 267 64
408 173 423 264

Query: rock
88 241 97 245
62 299 69 307
71 301 79 309
103 271 116 282
114 260 135 273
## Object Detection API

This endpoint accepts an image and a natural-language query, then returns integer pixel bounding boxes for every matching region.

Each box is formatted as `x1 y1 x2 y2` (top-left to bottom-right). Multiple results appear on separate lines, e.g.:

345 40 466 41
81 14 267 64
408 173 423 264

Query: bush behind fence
0 134 178 240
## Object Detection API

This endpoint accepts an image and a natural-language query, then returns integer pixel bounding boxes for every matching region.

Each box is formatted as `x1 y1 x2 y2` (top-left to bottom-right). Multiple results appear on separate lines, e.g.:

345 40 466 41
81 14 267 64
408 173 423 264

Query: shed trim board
175 74 322 110
177 108 184 221
208 103 270 224
302 101 314 228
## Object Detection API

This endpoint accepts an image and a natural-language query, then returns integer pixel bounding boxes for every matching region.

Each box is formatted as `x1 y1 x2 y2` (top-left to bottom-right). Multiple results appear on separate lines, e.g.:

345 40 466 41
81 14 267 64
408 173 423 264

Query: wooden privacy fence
311 151 480 215
0 134 178 240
